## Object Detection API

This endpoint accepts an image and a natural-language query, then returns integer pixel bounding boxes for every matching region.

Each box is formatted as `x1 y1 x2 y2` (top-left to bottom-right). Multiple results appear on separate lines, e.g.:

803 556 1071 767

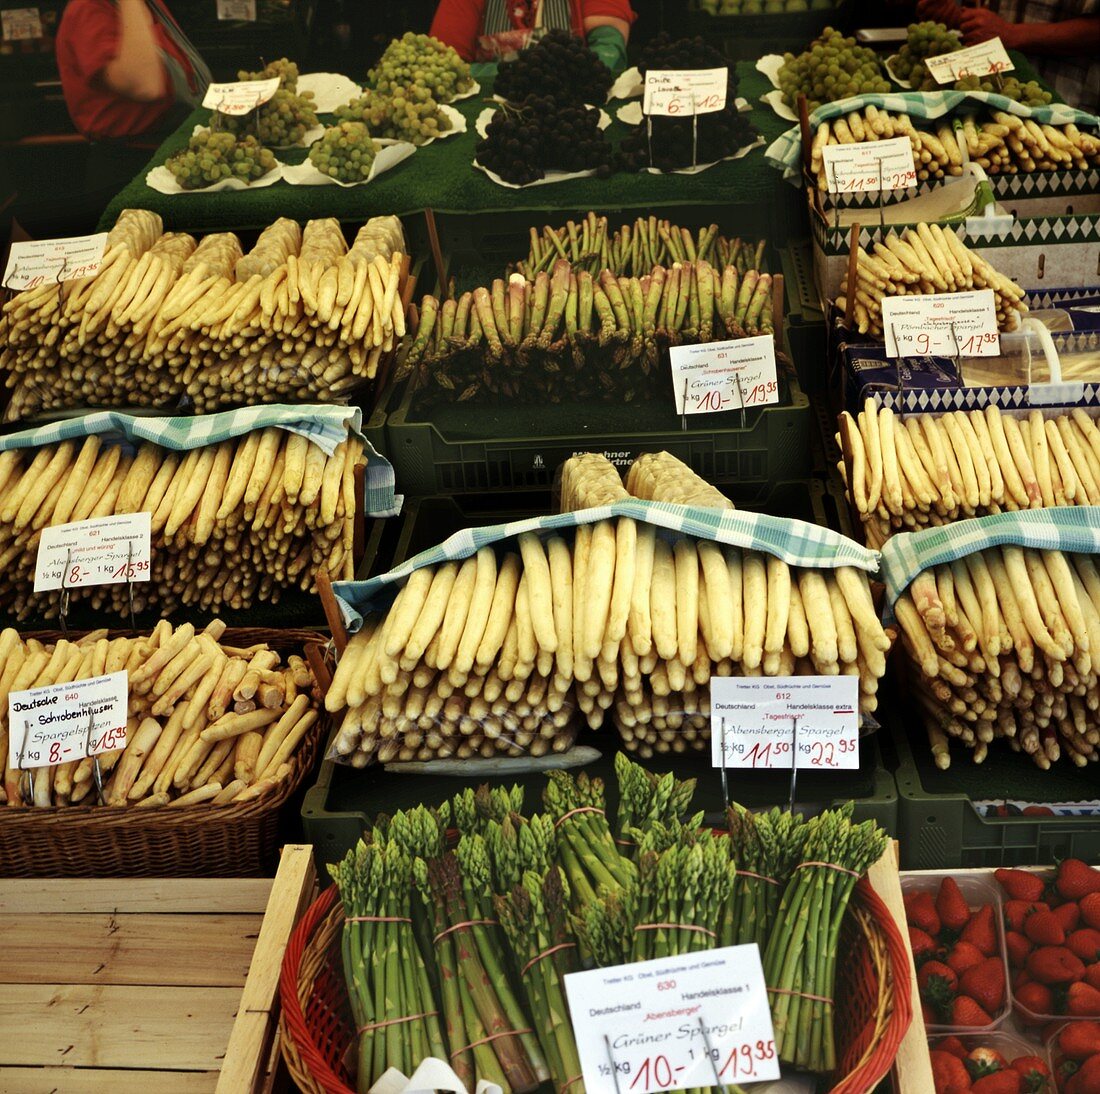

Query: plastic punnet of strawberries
906 876 1008 1028
931 1036 1053 1094
994 860 1100 1023
1050 1020 1100 1094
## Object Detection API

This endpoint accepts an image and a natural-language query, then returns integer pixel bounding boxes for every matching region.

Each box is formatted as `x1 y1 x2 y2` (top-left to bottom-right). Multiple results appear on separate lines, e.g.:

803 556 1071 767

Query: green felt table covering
98 63 796 233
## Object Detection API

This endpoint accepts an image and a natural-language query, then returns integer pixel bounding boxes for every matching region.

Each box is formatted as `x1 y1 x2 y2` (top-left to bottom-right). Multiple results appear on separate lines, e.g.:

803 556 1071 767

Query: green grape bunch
216 87 318 147
308 121 380 182
165 130 277 189
777 27 891 110
335 86 452 145
239 56 299 93
953 73 1052 104
368 32 474 103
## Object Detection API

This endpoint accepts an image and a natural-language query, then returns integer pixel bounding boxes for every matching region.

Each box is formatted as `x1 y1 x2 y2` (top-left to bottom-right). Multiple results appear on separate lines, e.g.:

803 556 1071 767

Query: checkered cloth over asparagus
879 506 1100 609
766 91 1100 179
334 499 880 631
0 404 399 516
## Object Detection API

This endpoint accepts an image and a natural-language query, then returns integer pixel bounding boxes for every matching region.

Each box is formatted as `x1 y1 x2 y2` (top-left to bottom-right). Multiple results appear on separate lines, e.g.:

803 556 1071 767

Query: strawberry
1014 969 1032 991
996 868 1047 903
960 956 1007 1013
1013 981 1054 1021
907 890 943 936
1069 929 1100 965
1025 910 1067 947
1057 1019 1100 1060
971 1071 1022 1094
952 994 995 1027
1081 893 1100 931
920 960 960 994
1087 963 1100 990
1067 980 1100 1017
1009 1055 1051 1094
1057 860 1100 901
911 927 940 962
922 1002 940 1028
1028 946 1087 985
1006 930 1033 968
948 941 989 974
932 1050 974 1094
1005 901 1048 933
1064 1055 1100 1094
962 905 999 957
967 1047 1010 1076
938 876 973 933
938 1036 970 1061
1053 902 1081 934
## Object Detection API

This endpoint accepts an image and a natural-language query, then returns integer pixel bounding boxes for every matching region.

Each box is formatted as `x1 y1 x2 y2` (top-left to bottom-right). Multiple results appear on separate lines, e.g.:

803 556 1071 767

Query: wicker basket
0 627 327 878
280 876 913 1094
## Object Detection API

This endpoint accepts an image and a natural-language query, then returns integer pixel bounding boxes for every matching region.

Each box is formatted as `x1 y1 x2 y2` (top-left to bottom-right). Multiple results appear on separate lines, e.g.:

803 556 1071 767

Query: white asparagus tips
0 622 321 807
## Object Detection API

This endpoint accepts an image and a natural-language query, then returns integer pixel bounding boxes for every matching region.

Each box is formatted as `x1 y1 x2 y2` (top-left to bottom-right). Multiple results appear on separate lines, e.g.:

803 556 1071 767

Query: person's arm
582 0 633 38
915 0 962 29
959 6 1100 55
102 0 167 101
430 0 485 63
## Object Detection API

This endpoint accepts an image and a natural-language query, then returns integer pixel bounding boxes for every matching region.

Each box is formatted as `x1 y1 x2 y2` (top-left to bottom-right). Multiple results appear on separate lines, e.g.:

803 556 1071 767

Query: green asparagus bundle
404 257 778 406
614 751 698 850
515 214 768 280
761 804 889 1073
448 783 525 835
330 839 447 1094
484 812 558 893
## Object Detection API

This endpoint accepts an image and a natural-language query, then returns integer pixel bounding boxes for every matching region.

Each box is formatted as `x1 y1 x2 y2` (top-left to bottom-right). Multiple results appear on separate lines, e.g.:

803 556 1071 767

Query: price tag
711 675 860 770
669 335 778 415
202 77 280 115
1 6 41 39
34 513 151 593
821 136 917 193
643 69 727 116
8 671 128 770
882 289 1001 358
925 38 1014 83
564 945 779 1094
2 233 108 292
216 0 256 18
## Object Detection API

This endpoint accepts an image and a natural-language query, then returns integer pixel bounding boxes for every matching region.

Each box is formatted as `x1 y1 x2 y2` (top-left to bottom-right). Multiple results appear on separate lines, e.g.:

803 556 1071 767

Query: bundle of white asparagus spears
838 402 1100 547
837 227 1027 337
0 621 320 807
810 104 1100 190
0 426 363 619
0 210 407 420
326 452 891 763
897 548 1100 768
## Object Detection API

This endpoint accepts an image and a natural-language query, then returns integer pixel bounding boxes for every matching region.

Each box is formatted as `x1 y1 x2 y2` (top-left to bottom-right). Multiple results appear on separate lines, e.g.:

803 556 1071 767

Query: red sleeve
430 0 486 62
59 0 121 82
581 0 637 23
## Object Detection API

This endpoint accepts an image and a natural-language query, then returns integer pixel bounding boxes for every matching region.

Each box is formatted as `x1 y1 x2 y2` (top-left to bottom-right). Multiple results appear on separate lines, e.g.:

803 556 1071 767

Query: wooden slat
0 878 273 915
0 985 240 1070
0 913 262 987
0 1067 218 1093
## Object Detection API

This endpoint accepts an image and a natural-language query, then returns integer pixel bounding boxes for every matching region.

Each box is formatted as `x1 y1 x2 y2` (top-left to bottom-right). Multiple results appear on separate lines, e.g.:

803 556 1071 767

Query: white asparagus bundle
836 226 1027 337
896 548 1100 770
0 622 319 807
838 401 1100 547
626 451 735 509
0 426 364 619
0 211 407 420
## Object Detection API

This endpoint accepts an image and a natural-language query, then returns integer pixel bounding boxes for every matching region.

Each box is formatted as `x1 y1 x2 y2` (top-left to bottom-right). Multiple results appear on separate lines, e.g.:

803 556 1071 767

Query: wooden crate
0 844 316 1093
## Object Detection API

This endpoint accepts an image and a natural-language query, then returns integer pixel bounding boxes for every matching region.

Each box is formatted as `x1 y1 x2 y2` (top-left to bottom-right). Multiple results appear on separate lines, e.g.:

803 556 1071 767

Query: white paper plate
472 158 599 189
282 139 416 187
609 64 643 100
146 160 284 194
640 135 766 175
448 78 481 103
298 72 362 113
423 104 467 145
761 88 798 122
615 97 750 126
885 55 913 88
475 104 610 139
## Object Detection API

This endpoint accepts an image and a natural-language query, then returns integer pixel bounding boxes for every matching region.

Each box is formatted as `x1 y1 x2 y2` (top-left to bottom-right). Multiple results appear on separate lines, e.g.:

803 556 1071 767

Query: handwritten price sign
643 69 728 117
925 38 1014 83
2 233 108 292
882 289 1001 359
821 135 917 194
8 671 128 770
34 513 152 593
202 77 280 116
1 7 42 40
669 335 779 416
216 0 257 19
710 675 860 770
565 945 779 1094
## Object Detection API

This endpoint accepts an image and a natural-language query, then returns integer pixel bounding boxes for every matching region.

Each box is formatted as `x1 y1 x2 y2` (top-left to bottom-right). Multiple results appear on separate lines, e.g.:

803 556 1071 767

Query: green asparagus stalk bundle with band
613 749 697 850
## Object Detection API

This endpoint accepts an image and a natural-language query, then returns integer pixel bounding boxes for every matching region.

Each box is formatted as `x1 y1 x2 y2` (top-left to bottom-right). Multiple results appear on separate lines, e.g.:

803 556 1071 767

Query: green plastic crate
682 0 852 62
781 240 828 398
890 700 1100 869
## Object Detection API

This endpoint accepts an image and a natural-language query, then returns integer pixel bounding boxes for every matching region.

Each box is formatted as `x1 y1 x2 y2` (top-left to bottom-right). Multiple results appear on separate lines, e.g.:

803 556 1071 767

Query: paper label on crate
33 513 151 593
821 136 917 193
710 675 860 770
564 945 779 1094
925 38 1014 83
8 671 128 770
882 290 1001 358
669 336 778 415
202 77 280 115
216 0 256 19
2 232 107 291
1 7 41 39
643 69 727 116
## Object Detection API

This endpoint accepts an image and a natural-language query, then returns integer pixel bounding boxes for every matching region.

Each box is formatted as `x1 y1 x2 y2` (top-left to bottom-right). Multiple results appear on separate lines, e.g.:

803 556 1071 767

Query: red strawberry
1057 1019 1100 1059
922 1002 940 1028
996 868 1047 903
1025 910 1067 946
1028 946 1087 985
948 941 989 974
960 956 1007 1013
968 1046 1010 1075
1082 893 1100 930
1006 930 1033 968
1057 860 1100 901
932 1050 974 1094
1069 929 1100 965
920 960 960 994
971 1071 1022 1094
938 876 973 933
1067 980 1100 1017
1006 901 1049 933
1014 969 1032 990
1009 1055 1051 1094
938 1036 970 1061
907 890 943 936
1065 1055 1100 1094
952 994 995 1027
911 926 940 962
962 905 999 957
1053 902 1081 934
1014 981 1054 1021
1087 962 1100 990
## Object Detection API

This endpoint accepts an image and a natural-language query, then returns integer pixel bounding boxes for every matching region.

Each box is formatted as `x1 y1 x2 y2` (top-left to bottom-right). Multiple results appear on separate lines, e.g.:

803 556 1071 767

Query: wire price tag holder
56 540 140 633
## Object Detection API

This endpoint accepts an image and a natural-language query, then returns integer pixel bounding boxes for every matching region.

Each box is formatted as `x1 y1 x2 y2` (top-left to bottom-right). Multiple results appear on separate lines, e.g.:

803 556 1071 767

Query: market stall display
774 28 892 111
930 1033 1054 1094
166 131 281 190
